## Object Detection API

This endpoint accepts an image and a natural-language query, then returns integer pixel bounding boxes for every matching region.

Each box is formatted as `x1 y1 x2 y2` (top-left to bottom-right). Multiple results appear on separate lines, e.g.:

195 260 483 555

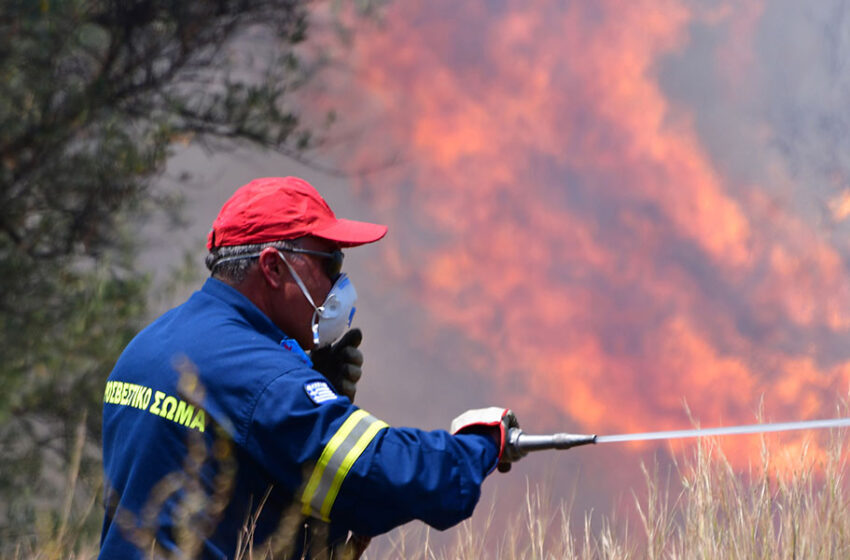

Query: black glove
309 328 364 402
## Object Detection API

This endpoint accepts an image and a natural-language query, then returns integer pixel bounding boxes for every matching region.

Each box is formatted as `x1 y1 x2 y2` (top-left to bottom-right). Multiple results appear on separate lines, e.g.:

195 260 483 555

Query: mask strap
310 308 321 347
276 250 321 312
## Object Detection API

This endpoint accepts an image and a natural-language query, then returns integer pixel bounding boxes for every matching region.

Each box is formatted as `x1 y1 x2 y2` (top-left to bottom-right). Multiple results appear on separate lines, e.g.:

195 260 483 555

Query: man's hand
450 407 526 473
309 328 364 402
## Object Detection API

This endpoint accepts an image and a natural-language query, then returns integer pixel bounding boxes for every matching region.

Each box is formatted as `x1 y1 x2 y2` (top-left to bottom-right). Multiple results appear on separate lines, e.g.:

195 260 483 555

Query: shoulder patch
304 381 338 405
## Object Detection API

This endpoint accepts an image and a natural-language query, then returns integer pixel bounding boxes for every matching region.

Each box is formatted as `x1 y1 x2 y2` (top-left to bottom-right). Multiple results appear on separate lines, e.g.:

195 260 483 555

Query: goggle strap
210 252 262 270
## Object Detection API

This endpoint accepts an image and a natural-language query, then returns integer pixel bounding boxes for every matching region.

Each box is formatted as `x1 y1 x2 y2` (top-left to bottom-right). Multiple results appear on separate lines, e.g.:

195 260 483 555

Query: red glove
450 407 525 472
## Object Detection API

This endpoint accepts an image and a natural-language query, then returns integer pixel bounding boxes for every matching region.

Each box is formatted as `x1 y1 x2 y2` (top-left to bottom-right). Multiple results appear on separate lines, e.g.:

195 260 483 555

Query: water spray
509 417 850 454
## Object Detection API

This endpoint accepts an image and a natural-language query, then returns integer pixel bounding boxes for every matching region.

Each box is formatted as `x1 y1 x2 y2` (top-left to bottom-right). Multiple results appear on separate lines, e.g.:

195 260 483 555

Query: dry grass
7 413 101 560
10 426 850 559
361 428 850 560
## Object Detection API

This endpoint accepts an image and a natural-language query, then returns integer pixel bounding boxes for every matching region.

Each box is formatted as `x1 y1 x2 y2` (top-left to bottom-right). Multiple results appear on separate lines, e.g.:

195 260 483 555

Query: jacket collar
200 277 288 344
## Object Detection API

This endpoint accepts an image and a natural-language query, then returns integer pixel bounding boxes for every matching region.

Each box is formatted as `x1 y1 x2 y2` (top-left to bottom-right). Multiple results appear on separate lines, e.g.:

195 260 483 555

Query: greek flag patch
304 381 338 404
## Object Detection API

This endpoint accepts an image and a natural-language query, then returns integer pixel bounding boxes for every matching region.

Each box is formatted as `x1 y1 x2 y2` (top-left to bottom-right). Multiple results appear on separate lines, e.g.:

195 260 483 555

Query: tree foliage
0 0 324 546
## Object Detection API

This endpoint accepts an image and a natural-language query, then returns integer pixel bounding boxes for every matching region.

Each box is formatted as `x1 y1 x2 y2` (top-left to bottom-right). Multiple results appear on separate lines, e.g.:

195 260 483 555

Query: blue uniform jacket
100 278 498 559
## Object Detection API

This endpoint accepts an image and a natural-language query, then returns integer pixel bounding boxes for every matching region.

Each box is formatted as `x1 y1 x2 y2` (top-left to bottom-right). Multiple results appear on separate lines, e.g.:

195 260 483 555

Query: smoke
303 0 850 472
148 0 850 547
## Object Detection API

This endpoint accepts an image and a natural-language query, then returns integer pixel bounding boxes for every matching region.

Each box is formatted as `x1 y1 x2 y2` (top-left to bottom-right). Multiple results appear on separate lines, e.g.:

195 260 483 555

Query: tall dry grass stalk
10 413 101 560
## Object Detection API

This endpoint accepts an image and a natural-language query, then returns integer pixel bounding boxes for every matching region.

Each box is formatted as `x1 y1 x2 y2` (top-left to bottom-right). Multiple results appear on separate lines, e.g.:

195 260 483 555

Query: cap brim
312 218 388 248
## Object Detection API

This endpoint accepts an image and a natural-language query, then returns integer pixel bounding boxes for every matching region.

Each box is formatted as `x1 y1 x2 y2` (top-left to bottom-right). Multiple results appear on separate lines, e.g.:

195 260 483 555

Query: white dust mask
277 251 357 348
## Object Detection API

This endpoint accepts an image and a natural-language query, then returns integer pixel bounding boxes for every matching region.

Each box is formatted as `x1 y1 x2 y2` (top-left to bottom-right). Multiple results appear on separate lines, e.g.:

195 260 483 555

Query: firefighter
100 176 522 559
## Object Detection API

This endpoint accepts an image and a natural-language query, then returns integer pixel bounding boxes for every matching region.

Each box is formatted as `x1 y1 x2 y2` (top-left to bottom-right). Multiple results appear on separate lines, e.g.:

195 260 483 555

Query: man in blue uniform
100 177 523 559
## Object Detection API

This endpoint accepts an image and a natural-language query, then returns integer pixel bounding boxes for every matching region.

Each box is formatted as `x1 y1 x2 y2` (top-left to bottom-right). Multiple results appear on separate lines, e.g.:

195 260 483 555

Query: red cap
207 177 388 250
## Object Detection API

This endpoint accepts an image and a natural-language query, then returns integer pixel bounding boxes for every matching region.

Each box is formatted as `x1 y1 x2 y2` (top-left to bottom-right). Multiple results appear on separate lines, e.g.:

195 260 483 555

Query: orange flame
324 0 850 469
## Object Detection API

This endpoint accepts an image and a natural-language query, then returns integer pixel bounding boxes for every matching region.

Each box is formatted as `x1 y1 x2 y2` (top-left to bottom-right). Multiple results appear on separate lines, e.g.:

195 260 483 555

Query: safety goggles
211 245 344 280
279 246 344 280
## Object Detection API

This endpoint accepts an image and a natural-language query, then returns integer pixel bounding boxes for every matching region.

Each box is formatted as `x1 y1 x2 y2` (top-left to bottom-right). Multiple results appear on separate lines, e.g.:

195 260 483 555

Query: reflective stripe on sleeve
301 409 389 521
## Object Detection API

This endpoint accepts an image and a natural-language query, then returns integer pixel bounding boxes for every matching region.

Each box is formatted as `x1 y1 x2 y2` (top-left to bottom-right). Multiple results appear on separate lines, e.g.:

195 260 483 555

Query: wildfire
324 0 850 469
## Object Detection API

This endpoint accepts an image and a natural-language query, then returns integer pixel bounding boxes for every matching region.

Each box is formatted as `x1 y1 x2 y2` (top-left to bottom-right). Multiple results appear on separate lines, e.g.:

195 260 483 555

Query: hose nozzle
508 428 597 453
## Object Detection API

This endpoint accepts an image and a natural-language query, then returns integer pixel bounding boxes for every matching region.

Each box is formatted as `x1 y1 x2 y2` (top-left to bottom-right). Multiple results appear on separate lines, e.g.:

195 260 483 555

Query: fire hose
508 416 850 454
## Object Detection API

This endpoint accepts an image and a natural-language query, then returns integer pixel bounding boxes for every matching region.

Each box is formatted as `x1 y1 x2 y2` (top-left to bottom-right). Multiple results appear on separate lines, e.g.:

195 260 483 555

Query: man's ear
258 248 286 288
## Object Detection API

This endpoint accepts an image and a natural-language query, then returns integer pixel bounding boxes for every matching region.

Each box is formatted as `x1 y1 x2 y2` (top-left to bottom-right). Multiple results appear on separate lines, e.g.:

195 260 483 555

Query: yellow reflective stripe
319 418 388 519
301 409 369 516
